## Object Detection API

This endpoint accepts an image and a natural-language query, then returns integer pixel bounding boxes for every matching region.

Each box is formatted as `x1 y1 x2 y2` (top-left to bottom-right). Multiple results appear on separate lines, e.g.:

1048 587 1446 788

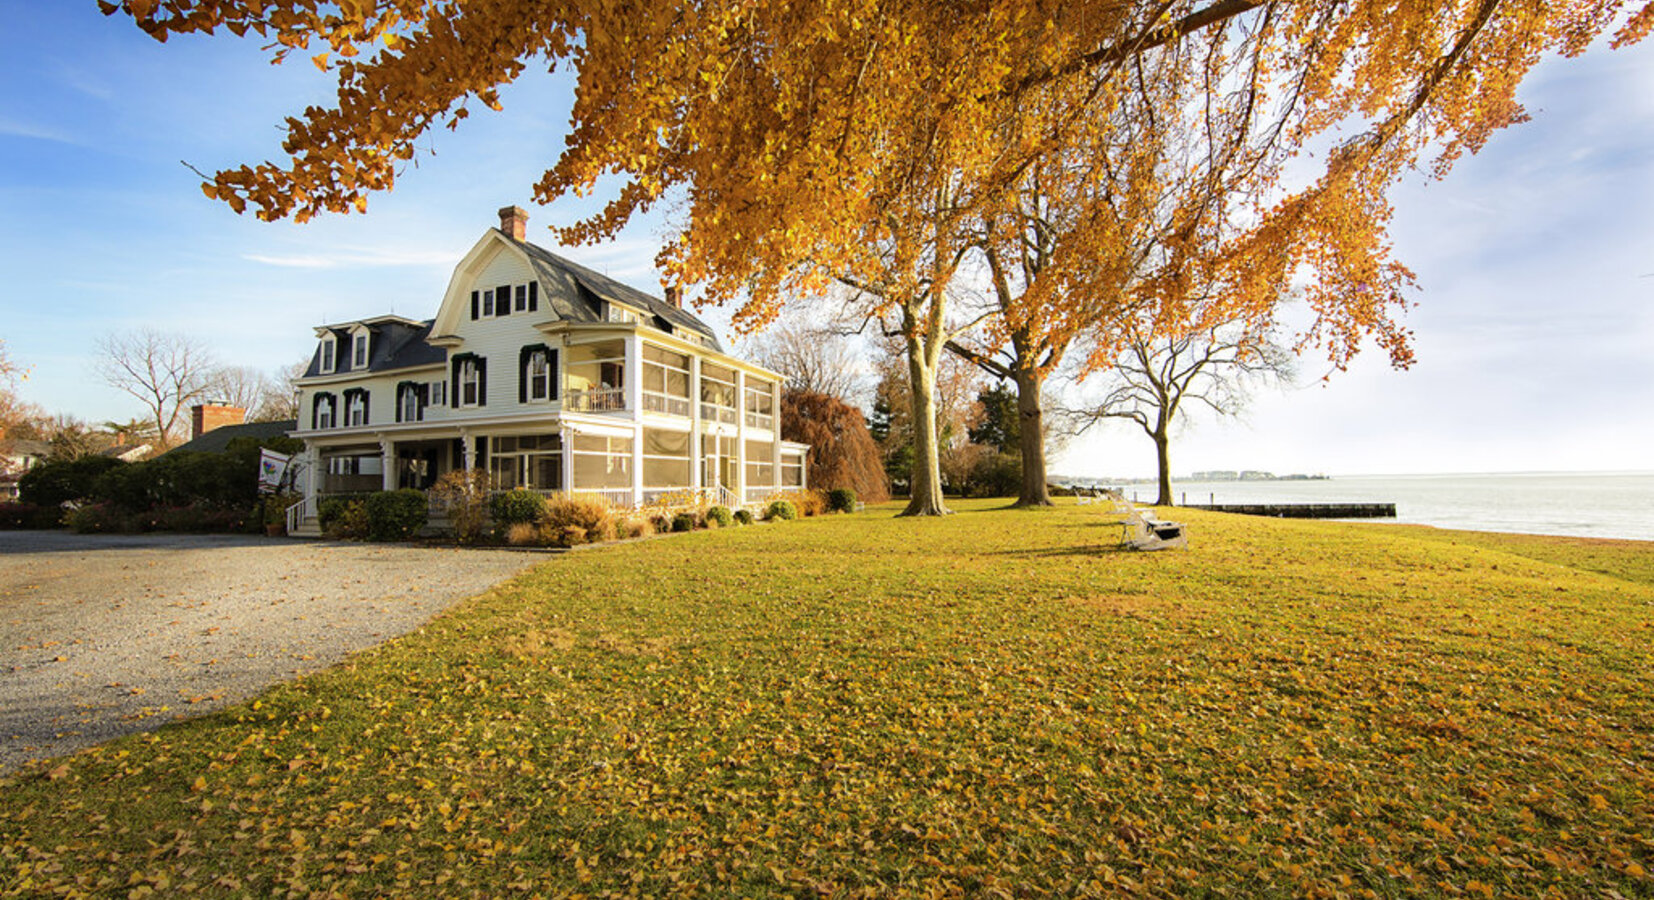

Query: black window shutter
477 358 488 405
528 281 538 312
470 290 479 320
496 284 511 317
394 386 402 423
518 347 529 404
451 360 462 408
548 348 559 400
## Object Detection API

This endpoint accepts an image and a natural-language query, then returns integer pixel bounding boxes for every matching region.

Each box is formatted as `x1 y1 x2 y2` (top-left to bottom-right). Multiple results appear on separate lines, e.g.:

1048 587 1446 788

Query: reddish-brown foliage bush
780 389 889 504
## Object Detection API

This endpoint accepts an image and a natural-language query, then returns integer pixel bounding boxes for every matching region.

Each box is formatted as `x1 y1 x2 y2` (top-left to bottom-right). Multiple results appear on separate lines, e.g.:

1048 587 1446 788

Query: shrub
364 489 429 541
671 512 697 533
323 500 370 540
490 489 546 528
827 487 857 513
542 497 615 546
766 499 797 521
620 517 656 539
706 505 734 528
18 456 122 507
0 502 59 529
796 490 828 517
734 508 754 526
150 504 249 533
506 522 544 546
431 469 492 544
66 502 137 534
650 513 673 535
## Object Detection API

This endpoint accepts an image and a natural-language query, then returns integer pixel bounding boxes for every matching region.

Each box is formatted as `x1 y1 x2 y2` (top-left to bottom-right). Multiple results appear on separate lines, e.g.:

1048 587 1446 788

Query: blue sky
2 5 1650 476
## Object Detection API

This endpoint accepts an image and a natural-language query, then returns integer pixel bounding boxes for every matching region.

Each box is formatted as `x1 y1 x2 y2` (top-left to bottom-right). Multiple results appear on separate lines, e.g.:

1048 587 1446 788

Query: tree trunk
1012 366 1052 507
1153 427 1173 507
900 312 950 517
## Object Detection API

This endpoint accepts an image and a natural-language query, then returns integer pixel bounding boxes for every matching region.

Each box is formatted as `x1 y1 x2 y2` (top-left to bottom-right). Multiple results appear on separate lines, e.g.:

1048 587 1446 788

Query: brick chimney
498 205 528 240
663 284 682 309
191 404 246 441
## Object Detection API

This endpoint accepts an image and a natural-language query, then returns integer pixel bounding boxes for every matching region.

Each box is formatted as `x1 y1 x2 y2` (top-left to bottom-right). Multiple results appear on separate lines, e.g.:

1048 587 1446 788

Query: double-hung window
460 359 482 407
429 379 447 407
352 334 368 369
345 391 369 426
527 350 551 401
398 384 423 423
320 338 336 374
313 394 336 430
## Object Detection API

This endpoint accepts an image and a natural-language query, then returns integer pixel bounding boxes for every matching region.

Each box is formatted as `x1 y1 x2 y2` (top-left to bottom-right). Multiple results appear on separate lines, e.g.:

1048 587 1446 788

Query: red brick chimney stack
191 404 247 441
498 205 528 241
664 284 682 309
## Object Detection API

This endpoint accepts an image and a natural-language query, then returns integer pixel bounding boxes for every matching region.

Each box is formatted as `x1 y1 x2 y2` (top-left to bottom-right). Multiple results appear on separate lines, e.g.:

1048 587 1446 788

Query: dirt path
0 531 539 771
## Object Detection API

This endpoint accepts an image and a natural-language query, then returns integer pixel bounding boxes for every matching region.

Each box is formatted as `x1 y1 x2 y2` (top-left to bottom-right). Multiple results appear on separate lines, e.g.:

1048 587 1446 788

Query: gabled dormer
318 332 338 374
348 324 372 371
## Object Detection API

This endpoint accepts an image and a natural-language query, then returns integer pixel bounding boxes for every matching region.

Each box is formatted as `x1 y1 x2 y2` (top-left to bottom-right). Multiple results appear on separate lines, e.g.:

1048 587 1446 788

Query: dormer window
320 337 336 373
352 333 369 369
606 303 640 324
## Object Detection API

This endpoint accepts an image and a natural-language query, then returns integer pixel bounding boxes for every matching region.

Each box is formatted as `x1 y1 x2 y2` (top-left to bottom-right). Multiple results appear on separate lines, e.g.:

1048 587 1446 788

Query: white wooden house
287 207 807 533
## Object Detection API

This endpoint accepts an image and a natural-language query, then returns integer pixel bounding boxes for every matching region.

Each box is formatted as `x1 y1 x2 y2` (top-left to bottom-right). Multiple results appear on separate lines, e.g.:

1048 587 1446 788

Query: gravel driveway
0 531 541 771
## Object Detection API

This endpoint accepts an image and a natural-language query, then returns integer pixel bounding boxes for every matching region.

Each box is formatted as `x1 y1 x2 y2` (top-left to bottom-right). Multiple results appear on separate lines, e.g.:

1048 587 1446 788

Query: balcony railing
642 391 692 417
699 402 738 424
564 387 626 413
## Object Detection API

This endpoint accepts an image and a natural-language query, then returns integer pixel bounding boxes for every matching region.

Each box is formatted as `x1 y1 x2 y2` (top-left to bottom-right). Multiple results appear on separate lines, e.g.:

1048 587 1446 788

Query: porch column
301 445 319 504
379 436 396 491
689 355 703 493
631 423 645 507
771 381 783 494
734 369 747 502
559 425 573 496
459 428 473 470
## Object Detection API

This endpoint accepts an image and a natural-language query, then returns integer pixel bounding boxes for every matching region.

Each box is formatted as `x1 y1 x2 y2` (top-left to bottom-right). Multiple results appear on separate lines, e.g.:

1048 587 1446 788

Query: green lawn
4 501 1652 897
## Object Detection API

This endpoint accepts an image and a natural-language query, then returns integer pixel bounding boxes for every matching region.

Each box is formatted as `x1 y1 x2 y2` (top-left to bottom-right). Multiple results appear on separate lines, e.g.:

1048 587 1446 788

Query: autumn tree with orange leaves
106 0 1653 516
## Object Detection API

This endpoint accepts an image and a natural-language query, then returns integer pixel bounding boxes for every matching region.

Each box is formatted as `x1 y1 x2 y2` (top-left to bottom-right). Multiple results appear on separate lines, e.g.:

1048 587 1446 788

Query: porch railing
642 391 692 417
564 387 626 413
699 402 738 424
285 495 317 534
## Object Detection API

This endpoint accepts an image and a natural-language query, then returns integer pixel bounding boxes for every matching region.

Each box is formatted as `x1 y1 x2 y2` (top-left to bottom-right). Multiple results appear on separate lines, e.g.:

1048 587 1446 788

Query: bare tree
742 316 870 407
206 364 274 413
97 329 217 447
1076 321 1294 507
251 358 310 422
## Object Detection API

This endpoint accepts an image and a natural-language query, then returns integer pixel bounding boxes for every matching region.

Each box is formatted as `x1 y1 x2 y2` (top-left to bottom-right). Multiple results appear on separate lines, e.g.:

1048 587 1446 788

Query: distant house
0 438 50 501
286 206 807 532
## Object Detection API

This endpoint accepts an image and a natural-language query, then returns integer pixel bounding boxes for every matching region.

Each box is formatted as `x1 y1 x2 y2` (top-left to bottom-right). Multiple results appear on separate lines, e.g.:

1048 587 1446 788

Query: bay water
1107 471 1654 542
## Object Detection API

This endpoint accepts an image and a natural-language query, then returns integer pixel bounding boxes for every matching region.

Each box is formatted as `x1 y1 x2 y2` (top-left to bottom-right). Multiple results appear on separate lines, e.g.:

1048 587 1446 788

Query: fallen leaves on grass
2 503 1652 897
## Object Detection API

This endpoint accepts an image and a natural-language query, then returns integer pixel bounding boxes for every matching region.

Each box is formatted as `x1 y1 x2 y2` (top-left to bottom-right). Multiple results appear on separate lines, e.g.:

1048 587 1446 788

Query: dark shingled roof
301 234 726 377
507 233 725 352
303 319 446 378
167 420 298 455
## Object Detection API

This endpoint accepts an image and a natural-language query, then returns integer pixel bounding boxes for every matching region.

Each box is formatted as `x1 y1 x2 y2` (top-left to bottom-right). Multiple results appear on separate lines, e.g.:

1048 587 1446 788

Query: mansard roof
302 317 447 378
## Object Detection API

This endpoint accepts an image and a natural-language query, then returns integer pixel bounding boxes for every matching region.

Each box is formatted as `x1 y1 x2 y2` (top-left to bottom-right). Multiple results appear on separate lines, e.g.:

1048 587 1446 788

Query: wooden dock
1186 502 1396 519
